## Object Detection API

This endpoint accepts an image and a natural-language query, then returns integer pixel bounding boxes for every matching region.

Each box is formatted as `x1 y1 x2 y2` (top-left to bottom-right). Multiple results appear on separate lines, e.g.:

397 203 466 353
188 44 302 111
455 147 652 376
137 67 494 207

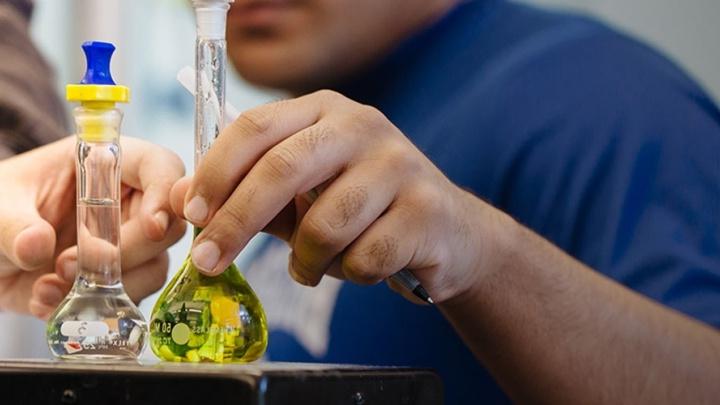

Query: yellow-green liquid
149 254 267 363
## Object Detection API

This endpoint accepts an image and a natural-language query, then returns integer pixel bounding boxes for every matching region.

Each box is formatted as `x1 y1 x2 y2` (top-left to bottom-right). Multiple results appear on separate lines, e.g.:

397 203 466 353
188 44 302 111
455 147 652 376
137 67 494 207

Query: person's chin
232 53 309 91
228 33 337 93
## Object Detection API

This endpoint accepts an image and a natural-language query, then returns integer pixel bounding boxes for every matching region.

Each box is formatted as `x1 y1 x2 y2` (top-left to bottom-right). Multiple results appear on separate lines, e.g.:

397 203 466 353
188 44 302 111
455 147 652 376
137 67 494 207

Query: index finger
120 137 186 240
183 90 345 227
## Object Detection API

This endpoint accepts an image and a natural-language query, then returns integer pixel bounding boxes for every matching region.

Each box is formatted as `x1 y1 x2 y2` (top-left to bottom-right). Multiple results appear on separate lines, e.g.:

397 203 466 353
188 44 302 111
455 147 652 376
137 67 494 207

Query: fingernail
36 284 65 306
191 240 220 273
184 196 208 224
61 259 78 282
154 211 169 235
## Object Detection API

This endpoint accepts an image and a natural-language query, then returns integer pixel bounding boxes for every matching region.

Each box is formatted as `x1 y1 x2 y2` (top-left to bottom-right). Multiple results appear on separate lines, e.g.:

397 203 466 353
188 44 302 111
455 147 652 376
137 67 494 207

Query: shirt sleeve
491 27 720 327
0 0 67 157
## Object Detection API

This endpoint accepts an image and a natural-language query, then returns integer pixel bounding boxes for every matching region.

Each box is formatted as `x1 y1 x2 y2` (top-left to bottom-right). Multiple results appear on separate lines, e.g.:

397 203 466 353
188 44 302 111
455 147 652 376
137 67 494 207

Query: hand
171 90 501 304
0 137 186 318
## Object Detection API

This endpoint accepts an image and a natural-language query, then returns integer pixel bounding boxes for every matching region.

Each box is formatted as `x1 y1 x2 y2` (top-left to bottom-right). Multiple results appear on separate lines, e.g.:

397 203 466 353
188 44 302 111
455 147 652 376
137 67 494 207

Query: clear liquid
75 199 121 285
46 285 147 360
47 198 147 361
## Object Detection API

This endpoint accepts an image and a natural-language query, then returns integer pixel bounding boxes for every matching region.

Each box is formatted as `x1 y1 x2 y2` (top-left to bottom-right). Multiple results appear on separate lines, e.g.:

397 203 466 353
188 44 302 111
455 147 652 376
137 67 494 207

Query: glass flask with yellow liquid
149 0 268 363
150 235 267 363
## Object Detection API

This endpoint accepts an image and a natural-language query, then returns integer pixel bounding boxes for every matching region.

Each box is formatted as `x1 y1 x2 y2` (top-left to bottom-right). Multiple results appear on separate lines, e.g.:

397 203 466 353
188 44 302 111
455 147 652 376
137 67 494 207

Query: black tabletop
0 359 443 405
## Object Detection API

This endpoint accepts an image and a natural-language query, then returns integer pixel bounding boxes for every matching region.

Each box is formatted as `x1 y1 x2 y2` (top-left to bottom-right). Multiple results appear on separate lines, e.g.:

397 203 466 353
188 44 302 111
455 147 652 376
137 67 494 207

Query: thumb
0 208 56 271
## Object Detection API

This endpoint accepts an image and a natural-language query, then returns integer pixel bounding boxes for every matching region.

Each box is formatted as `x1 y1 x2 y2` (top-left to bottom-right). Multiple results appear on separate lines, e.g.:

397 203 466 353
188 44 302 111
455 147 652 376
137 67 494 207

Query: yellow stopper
66 84 129 104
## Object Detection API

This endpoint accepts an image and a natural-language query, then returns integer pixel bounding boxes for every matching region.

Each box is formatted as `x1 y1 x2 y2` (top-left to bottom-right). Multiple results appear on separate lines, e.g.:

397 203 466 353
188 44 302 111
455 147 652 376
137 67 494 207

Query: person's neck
284 0 463 97
330 0 500 104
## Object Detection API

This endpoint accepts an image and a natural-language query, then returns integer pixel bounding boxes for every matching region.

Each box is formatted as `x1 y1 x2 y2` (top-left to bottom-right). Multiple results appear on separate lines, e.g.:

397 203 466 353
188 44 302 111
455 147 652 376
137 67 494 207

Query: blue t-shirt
242 1 720 403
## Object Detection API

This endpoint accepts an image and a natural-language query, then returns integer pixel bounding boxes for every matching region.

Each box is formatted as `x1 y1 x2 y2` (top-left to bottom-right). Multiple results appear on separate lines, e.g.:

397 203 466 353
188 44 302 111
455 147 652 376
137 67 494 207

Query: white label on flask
60 321 110 337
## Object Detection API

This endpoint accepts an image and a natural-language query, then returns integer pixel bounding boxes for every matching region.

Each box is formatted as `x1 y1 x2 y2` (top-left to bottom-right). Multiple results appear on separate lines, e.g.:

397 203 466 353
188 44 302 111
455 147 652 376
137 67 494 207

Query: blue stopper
79 41 117 85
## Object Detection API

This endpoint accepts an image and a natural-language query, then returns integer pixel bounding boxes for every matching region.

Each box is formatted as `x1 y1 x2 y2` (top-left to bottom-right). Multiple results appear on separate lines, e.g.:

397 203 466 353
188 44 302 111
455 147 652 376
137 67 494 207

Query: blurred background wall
0 0 717 359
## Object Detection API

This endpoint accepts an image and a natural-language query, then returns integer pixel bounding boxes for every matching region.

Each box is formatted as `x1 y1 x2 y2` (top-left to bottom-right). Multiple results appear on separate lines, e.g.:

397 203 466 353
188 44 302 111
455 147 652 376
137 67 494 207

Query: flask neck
194 37 227 168
73 105 123 287
193 2 229 168
74 104 122 142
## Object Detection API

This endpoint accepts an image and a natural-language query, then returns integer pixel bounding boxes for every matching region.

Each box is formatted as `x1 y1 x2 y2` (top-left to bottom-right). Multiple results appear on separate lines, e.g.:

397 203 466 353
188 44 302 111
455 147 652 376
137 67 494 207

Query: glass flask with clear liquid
46 41 147 360
149 0 268 363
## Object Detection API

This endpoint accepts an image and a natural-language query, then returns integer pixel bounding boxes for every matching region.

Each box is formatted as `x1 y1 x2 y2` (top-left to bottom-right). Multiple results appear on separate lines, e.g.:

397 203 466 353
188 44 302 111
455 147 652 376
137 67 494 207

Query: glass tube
47 104 147 360
195 35 226 166
75 107 122 286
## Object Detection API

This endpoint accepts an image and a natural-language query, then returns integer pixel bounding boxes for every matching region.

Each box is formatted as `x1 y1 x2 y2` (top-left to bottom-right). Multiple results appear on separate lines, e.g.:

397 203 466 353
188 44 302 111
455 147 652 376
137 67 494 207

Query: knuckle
220 200 253 234
232 107 272 136
403 181 444 217
346 105 387 134
358 104 385 124
263 145 302 180
331 185 368 229
413 181 445 212
344 235 400 285
300 215 344 251
343 253 382 285
382 141 416 172
366 235 400 271
314 89 343 103
296 124 333 154
201 212 250 253
209 186 258 243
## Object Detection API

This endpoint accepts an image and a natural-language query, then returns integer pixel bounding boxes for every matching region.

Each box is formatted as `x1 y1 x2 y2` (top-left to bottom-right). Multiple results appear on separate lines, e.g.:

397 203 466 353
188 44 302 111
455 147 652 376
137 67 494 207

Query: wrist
445 190 524 303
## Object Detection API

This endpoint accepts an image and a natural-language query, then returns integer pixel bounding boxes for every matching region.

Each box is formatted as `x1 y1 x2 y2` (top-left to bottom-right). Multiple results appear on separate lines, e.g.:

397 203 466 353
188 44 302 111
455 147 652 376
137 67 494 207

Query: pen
390 269 434 304
178 66 435 305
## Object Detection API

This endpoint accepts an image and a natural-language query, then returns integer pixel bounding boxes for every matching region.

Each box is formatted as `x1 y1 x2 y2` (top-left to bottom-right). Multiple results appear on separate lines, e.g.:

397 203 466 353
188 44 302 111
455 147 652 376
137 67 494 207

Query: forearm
440 202 720 404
